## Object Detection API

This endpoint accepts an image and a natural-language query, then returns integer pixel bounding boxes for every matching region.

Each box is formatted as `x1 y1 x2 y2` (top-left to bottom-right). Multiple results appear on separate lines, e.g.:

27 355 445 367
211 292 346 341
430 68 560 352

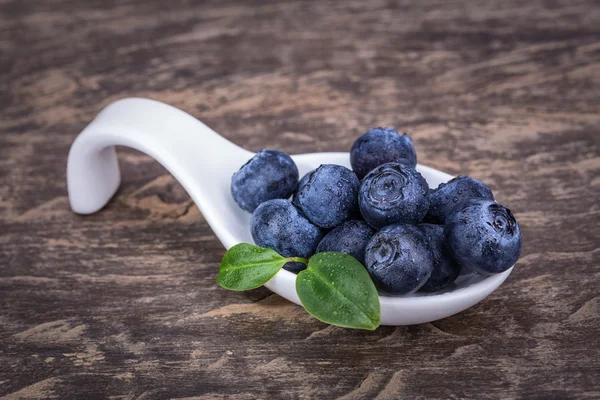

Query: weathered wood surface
1 0 599 398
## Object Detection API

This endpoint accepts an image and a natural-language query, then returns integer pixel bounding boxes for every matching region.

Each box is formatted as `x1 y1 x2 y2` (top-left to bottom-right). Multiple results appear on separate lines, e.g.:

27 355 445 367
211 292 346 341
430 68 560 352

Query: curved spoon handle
67 98 253 241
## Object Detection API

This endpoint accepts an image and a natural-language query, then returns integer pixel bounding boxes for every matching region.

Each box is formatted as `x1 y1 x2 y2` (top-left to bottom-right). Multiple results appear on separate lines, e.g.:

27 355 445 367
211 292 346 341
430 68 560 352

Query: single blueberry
417 224 461 292
364 224 433 295
251 199 324 262
350 127 417 179
445 200 521 275
231 149 299 213
425 175 494 224
316 220 376 265
292 170 315 209
359 162 430 229
282 261 308 274
294 164 360 228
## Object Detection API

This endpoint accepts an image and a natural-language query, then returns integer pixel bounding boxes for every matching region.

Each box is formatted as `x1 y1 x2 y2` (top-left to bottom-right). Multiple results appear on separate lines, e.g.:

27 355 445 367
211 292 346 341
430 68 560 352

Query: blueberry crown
488 203 518 235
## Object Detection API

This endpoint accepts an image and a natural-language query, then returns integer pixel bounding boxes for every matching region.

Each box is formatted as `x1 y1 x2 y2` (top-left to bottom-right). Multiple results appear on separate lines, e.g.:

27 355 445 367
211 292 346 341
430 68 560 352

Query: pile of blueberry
231 128 522 295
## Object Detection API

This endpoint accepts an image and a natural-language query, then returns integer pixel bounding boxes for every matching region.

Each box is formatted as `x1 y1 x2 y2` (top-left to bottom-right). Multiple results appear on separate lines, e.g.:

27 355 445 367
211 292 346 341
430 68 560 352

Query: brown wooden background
1 0 599 399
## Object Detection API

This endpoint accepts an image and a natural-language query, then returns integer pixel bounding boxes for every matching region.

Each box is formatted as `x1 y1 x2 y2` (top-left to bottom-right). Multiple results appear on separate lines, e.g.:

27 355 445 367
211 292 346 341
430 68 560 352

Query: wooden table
1 1 599 398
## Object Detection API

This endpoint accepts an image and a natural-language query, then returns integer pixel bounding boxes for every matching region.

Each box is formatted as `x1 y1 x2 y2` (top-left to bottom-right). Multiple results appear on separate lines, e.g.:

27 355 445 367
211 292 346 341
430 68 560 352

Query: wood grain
1 0 599 398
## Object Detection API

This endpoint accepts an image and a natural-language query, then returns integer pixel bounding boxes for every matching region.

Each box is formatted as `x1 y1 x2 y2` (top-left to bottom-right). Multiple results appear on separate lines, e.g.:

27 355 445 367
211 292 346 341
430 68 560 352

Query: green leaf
296 252 380 330
217 243 289 291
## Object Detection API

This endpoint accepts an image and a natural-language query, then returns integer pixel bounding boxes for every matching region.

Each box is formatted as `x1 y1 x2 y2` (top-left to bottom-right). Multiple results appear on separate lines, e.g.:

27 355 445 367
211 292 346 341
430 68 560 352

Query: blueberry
282 261 308 274
294 164 360 228
425 175 494 224
316 220 376 264
231 149 299 213
251 199 324 263
292 170 315 208
417 224 461 292
445 200 521 275
359 162 430 229
350 127 417 179
364 224 433 295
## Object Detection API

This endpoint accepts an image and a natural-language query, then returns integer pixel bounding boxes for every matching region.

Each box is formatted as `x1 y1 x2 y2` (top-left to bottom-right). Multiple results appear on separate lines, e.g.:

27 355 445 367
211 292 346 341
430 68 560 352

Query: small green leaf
296 252 380 330
217 243 288 291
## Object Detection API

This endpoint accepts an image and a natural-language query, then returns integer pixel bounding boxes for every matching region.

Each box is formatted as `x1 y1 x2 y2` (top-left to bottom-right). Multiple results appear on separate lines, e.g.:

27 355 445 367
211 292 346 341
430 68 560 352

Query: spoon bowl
67 98 512 326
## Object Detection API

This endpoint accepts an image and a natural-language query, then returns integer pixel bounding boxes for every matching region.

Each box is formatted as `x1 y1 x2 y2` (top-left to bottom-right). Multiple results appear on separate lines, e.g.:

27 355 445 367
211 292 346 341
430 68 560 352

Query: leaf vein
309 268 377 323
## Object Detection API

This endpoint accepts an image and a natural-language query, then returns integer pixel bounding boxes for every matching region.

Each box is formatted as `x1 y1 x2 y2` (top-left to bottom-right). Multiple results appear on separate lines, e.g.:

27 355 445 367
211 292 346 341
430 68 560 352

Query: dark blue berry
364 224 433 295
417 224 461 292
359 162 430 229
251 199 324 260
316 220 376 265
282 261 308 274
286 186 328 273
294 164 360 228
292 170 315 209
231 149 299 213
445 200 521 275
425 175 494 224
350 127 417 179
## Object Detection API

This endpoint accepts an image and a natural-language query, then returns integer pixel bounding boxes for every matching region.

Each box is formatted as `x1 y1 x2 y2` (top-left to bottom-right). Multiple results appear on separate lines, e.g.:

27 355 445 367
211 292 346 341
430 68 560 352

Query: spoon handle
67 97 253 231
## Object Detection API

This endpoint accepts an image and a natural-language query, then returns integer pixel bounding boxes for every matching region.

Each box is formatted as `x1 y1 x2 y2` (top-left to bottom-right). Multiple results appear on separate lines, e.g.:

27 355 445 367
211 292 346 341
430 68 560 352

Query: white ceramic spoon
67 98 512 326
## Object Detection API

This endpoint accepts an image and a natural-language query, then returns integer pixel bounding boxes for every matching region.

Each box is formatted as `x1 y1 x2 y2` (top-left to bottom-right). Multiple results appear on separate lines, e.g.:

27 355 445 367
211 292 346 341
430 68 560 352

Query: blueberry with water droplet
364 224 433 295
350 127 417 179
417 223 461 292
359 163 430 229
445 200 521 275
231 149 299 212
292 170 315 208
425 175 493 224
251 199 324 273
316 220 375 264
294 164 360 228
